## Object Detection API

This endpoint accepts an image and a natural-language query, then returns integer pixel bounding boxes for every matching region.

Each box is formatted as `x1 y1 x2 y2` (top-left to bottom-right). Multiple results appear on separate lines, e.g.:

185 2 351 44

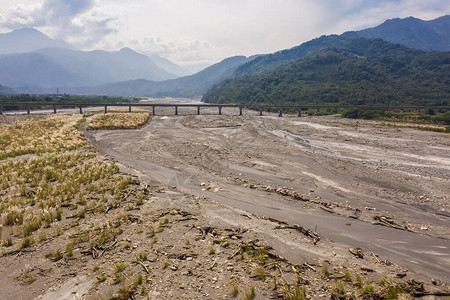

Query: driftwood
138 261 149 274
99 240 118 258
274 224 320 245
303 262 317 272
81 239 117 259
373 215 407 231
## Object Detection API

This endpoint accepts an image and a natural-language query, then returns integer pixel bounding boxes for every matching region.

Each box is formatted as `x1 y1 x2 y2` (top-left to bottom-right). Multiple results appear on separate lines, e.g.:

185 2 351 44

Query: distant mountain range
67 56 252 97
0 28 192 94
344 15 450 51
0 15 449 98
0 47 178 90
233 15 450 78
0 28 77 54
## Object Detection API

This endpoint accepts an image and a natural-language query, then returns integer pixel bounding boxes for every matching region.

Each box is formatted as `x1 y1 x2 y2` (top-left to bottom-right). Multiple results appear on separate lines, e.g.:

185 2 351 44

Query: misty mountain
202 38 450 106
0 28 194 92
344 15 450 51
150 55 192 77
0 84 16 95
0 47 178 91
0 28 78 55
68 56 252 97
232 15 450 78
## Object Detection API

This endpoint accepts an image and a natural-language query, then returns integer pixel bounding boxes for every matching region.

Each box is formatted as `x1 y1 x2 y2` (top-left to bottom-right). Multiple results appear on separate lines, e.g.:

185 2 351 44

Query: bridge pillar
79 106 83 114
152 105 155 116
104 105 107 114
0 104 3 115
197 106 200 115
218 106 222 115
53 105 57 114
278 110 283 117
27 105 30 115
239 107 243 116
175 106 178 115
129 105 131 112
259 108 263 116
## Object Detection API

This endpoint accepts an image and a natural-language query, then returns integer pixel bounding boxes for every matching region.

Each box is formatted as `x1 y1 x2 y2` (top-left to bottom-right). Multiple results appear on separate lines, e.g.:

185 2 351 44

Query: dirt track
86 108 450 284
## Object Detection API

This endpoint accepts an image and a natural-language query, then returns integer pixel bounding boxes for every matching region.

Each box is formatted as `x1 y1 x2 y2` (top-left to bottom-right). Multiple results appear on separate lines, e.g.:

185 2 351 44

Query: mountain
344 15 450 51
0 84 16 95
0 28 192 92
0 47 177 91
150 55 192 77
202 38 450 107
0 28 78 54
233 35 350 76
67 56 252 97
231 15 450 79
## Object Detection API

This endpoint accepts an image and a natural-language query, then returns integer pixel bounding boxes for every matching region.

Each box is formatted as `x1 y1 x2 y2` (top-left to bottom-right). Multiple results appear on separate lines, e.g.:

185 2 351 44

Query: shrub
4 211 23 225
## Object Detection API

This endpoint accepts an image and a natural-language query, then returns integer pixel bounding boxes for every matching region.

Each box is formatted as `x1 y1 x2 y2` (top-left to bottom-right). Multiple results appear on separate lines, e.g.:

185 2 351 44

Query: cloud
128 36 216 65
0 0 118 47
0 0 449 65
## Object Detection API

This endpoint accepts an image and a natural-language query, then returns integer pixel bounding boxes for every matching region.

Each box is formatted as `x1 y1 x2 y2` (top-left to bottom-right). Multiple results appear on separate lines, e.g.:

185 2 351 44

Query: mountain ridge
0 46 179 91
0 28 191 91
231 15 450 79
66 56 251 97
343 15 450 51
202 38 450 106
0 27 78 54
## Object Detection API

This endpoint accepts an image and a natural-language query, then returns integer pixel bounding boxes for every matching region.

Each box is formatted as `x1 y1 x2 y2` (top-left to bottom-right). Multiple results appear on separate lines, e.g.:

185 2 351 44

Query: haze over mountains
66 56 253 98
0 28 77 54
0 15 449 99
0 28 192 94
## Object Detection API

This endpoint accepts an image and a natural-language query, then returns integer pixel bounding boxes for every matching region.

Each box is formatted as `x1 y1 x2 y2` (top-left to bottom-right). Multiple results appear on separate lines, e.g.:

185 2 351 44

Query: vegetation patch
87 111 151 130
0 114 85 160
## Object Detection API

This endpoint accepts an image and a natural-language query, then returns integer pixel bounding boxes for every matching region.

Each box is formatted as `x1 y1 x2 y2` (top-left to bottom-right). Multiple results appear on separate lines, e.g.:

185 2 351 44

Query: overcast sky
0 0 449 68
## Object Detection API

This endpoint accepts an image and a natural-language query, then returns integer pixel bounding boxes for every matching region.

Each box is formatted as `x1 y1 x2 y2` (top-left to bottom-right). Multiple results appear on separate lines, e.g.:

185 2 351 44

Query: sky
0 0 449 69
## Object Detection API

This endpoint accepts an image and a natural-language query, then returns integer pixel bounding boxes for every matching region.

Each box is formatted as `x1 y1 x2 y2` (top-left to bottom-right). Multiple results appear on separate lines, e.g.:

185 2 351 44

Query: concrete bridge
0 102 448 117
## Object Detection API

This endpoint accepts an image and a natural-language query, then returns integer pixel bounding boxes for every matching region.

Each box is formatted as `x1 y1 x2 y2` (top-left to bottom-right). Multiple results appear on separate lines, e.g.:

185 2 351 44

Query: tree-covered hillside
230 15 450 80
202 39 450 107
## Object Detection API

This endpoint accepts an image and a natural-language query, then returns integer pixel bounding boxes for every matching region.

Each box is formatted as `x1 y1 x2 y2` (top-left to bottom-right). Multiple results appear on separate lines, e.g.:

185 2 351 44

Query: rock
431 278 441 286
361 266 374 272
170 265 178 271
349 248 364 259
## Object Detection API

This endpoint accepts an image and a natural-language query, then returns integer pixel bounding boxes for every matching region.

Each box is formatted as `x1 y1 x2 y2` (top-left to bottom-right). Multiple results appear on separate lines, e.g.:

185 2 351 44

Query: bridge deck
0 102 448 116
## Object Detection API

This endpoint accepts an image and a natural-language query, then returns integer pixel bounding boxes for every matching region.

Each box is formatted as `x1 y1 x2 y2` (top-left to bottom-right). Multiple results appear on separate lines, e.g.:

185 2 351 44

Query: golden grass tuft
0 114 85 160
87 112 151 130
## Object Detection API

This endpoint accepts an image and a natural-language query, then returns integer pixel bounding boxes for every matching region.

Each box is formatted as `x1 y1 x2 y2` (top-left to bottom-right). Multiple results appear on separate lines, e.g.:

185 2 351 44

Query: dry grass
87 112 151 130
0 114 85 160
0 114 148 256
